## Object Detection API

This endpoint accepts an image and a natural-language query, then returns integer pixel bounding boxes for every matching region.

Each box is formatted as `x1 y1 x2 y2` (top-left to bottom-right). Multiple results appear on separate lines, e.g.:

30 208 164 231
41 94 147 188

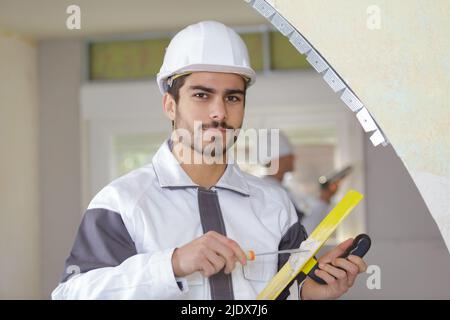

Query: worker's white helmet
277 131 294 158
259 130 295 165
157 20 256 94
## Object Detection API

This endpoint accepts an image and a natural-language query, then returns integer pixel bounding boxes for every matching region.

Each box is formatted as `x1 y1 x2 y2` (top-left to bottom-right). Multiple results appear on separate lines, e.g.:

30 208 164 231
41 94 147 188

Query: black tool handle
307 234 371 285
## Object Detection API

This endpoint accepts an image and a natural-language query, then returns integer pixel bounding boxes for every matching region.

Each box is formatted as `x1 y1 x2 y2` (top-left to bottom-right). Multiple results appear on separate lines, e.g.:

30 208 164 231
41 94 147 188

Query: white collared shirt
52 140 306 300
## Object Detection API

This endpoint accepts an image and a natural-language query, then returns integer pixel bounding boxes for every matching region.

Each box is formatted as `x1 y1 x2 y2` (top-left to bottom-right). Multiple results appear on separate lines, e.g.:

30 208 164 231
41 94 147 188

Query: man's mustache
201 121 235 130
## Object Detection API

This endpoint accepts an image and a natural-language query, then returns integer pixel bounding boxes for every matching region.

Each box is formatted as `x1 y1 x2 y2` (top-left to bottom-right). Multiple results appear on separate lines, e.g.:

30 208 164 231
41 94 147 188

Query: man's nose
209 98 227 122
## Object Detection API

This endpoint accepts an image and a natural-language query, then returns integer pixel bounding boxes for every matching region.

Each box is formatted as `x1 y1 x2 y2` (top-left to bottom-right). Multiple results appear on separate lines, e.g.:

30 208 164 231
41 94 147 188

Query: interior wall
0 30 40 299
38 40 83 298
342 138 450 299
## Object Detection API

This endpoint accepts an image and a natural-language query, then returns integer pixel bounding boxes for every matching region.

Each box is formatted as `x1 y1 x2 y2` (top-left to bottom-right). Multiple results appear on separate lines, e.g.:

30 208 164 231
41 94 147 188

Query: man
52 21 366 300
262 131 341 234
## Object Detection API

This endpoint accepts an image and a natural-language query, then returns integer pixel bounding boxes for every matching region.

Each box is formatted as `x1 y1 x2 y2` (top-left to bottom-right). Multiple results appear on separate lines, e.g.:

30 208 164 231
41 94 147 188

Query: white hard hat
157 21 256 94
277 131 294 158
259 130 294 165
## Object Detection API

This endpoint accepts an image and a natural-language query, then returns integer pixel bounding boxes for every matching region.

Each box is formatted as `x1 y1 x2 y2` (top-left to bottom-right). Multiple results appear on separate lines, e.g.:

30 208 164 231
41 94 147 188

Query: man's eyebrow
188 86 245 96
188 85 216 93
224 89 245 96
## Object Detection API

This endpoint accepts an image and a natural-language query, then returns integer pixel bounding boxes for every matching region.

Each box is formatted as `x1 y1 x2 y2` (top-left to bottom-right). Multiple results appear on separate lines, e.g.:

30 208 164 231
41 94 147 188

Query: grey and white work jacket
52 140 308 300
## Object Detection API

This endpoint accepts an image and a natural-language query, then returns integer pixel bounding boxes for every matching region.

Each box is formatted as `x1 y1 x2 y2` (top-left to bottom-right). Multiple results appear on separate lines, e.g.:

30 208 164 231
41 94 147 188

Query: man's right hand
171 231 247 278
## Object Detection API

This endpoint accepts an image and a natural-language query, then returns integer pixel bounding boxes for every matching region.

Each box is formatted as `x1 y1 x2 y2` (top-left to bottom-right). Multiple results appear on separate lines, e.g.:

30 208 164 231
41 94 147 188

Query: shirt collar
152 139 250 197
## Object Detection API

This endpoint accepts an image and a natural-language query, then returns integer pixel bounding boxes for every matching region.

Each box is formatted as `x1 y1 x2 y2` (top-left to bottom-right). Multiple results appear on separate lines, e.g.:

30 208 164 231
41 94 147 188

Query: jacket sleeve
51 207 187 299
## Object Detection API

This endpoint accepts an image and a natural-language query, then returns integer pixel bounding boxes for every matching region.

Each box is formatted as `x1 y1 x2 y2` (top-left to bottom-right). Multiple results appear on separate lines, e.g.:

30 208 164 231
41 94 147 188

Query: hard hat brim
157 64 256 94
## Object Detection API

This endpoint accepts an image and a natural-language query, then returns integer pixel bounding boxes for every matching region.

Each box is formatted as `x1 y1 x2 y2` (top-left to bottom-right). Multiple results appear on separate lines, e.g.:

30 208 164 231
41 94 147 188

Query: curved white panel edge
410 171 450 246
246 0 389 147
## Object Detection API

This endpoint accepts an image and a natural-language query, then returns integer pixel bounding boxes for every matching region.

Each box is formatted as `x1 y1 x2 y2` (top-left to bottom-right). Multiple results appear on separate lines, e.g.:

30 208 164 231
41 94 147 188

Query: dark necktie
197 187 234 300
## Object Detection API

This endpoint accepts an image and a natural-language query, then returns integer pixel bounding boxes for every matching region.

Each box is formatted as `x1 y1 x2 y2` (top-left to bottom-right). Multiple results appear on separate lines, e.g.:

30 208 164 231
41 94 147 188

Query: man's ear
162 93 176 122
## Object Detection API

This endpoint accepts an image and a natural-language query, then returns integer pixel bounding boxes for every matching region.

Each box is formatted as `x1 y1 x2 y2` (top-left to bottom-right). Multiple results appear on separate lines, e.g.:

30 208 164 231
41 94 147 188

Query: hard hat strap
167 72 192 88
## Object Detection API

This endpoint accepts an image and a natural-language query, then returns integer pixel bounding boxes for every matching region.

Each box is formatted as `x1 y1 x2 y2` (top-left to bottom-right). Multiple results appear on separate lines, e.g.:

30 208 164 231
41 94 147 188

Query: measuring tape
256 189 364 300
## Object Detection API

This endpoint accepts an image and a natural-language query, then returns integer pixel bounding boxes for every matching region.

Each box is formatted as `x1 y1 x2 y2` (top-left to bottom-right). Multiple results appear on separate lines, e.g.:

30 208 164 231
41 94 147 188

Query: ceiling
0 0 267 40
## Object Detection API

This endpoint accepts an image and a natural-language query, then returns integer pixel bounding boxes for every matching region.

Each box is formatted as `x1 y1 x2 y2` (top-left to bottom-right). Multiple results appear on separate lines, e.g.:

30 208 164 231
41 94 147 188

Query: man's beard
198 120 239 157
174 118 240 159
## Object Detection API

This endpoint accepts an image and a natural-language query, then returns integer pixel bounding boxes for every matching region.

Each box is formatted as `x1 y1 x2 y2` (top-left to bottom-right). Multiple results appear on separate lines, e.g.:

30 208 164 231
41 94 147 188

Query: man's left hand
300 238 367 300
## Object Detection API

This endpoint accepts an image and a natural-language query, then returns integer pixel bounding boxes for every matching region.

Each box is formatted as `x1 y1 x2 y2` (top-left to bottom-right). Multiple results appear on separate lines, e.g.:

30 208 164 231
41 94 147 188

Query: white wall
0 31 40 299
38 40 83 298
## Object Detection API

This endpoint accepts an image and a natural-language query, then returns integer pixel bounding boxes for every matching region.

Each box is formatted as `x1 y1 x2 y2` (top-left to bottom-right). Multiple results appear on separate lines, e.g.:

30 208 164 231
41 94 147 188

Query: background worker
262 130 343 234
